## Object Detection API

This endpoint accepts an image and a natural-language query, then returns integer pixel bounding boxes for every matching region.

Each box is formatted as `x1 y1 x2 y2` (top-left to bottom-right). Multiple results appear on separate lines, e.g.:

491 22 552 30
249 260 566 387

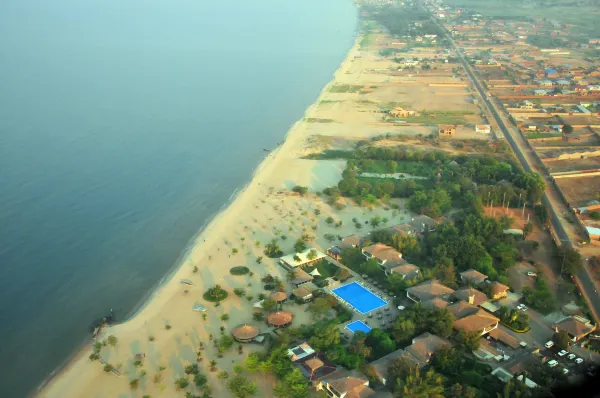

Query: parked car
562 368 569 375
568 353 576 360
517 304 528 311
527 272 537 277
545 341 554 348
548 360 558 367
558 350 568 357
575 358 584 364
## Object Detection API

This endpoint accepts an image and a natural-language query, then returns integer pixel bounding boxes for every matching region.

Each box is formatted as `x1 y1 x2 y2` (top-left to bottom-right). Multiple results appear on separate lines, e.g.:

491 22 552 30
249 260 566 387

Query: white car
548 360 558 367
568 353 576 360
527 272 537 277
558 350 568 357
575 358 584 364
545 341 554 348
517 304 528 311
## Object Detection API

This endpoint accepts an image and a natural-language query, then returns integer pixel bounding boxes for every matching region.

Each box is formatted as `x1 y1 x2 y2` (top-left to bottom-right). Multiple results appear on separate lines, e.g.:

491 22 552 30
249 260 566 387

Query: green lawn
360 160 437 177
304 260 340 281
329 84 364 93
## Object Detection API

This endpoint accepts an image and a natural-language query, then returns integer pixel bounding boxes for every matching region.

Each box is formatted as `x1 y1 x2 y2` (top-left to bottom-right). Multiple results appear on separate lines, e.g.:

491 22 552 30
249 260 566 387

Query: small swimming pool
331 281 387 314
346 320 372 334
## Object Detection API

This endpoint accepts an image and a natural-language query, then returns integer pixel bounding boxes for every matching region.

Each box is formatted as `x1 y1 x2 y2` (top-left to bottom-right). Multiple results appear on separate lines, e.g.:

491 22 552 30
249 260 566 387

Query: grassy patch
306 118 335 123
329 84 364 93
303 260 339 281
526 132 562 140
361 160 437 177
302 150 355 160
230 266 250 276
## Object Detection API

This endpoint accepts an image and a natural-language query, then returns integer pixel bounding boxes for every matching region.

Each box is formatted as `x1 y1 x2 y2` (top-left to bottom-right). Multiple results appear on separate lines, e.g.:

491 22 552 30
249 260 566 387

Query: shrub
590 212 600 220
230 266 250 275
292 186 308 195
185 364 199 375
234 288 246 297
130 379 139 390
174 377 189 390
103 364 113 372
203 285 229 302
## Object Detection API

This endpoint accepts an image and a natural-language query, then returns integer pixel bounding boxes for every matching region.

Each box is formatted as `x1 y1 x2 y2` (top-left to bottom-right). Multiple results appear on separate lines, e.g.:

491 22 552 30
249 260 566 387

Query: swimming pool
331 281 387 314
346 320 372 334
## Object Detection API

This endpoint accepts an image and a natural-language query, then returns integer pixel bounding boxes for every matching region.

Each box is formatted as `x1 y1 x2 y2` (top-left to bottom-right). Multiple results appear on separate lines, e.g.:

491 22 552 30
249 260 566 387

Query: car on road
545 341 554 348
575 358 584 364
558 350 568 357
562 368 569 375
527 272 537 277
517 304 528 311
568 353 576 360
548 360 558 367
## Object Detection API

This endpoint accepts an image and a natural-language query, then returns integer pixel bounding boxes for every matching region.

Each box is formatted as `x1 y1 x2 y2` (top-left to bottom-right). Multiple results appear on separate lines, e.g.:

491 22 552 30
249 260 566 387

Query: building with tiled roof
553 316 597 342
489 281 510 300
317 369 375 398
453 287 488 306
390 263 420 280
420 297 449 309
453 308 499 336
406 279 455 303
460 269 488 285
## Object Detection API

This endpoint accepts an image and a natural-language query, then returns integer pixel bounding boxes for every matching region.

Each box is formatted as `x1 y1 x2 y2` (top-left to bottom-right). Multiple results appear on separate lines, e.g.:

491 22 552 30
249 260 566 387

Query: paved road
434 19 600 324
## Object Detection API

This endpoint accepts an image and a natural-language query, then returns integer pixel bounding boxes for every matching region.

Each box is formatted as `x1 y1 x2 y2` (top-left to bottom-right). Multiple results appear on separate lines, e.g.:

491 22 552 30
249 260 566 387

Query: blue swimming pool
346 320 372 334
331 282 387 314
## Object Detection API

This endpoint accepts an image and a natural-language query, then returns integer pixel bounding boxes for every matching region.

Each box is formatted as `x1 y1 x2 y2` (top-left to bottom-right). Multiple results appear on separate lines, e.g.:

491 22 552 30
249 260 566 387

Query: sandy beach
37 37 369 398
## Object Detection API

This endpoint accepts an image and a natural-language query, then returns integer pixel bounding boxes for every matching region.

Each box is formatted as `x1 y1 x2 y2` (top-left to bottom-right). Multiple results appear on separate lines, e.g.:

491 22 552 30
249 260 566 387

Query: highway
434 18 600 324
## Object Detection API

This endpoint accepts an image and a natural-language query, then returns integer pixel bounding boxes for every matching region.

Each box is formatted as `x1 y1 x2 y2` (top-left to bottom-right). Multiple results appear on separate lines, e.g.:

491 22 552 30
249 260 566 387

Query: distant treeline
362 5 445 38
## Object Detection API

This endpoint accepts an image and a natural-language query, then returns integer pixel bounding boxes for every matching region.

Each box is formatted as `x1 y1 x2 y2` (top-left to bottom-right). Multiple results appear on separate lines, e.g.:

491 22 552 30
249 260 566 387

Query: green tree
365 328 396 358
562 124 573 135
456 330 481 352
309 323 340 351
558 247 583 275
107 335 118 347
307 249 318 260
227 374 258 398
309 297 332 319
387 160 398 173
264 239 283 258
391 319 416 344
523 222 533 239
294 238 307 253
175 377 190 390
387 357 416 386
396 367 445 397
219 335 234 351
349 331 372 359
292 186 308 195
262 298 278 313
273 368 309 398
553 331 571 350
194 373 208 387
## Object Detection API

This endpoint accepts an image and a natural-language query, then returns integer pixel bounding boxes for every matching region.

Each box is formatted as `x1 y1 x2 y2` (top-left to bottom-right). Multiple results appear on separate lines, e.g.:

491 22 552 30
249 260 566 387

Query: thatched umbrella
231 324 260 343
267 311 293 328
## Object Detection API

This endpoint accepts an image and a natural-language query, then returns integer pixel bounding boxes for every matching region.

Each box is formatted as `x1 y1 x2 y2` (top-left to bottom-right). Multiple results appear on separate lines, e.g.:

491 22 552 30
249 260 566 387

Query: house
489 281 510 300
339 235 364 250
475 124 491 134
520 100 535 109
460 269 488 285
544 68 558 78
291 268 314 288
420 297 449 309
453 287 488 306
291 284 316 303
279 248 326 269
389 107 417 118
316 369 376 398
287 342 316 361
327 246 343 261
438 124 457 136
488 328 521 349
492 366 540 389
387 216 437 236
474 339 503 361
390 264 420 280
406 280 455 303
553 316 597 342
537 79 553 87
367 333 450 385
555 79 571 86
451 303 500 336
533 89 548 96
361 243 404 273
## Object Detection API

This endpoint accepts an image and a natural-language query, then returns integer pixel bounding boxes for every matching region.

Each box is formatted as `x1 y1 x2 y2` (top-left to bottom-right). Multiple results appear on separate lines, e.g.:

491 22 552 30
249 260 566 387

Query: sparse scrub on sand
329 84 364 93
306 118 335 123
292 185 308 195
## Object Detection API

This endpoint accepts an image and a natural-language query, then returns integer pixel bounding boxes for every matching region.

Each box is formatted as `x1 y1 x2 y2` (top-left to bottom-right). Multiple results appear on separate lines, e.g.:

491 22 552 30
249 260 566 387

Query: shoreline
35 32 361 398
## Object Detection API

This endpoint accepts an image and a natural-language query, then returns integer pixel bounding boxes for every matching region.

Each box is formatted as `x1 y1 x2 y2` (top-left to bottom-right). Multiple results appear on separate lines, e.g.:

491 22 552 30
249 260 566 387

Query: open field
556 176 600 208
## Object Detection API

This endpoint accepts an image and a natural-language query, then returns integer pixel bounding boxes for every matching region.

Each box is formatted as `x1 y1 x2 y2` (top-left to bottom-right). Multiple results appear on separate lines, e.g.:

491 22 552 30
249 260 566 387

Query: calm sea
0 0 357 395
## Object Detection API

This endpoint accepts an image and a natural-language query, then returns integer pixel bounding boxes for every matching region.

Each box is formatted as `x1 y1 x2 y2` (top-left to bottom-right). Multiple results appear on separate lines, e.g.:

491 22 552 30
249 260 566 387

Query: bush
590 212 600 220
233 288 246 297
292 186 308 195
203 285 229 302
174 377 189 390
230 266 250 276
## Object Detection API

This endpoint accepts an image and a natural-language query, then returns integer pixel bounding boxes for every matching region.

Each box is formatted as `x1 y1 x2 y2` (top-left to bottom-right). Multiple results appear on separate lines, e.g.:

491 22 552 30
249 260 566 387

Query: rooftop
453 287 488 306
460 269 488 284
231 324 260 341
406 279 455 302
279 248 326 268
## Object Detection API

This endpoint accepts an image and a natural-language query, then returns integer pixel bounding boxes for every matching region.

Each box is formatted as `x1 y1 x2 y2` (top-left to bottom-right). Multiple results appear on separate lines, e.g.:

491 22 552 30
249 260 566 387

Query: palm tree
209 360 217 372
199 342 204 350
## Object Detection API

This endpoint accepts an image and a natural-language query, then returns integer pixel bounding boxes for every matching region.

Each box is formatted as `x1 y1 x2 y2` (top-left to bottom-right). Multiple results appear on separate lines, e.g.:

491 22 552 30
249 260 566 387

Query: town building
475 124 491 134
553 316 597 342
406 279 455 303
460 269 488 285
390 263 420 280
438 124 457 136
279 248 326 269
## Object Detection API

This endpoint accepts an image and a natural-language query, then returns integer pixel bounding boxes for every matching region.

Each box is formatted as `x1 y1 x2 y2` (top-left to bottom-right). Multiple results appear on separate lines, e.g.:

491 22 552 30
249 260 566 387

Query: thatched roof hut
267 311 293 328
270 291 288 303
231 324 260 343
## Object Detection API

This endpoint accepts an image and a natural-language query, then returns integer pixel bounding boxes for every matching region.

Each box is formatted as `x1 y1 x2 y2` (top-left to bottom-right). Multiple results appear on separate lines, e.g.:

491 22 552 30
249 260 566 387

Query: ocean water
0 0 357 395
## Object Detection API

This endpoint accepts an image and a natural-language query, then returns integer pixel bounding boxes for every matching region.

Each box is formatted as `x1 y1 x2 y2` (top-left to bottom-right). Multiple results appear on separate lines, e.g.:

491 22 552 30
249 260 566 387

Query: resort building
475 124 491 134
406 280 455 303
452 287 488 306
267 311 294 328
279 248 326 269
287 342 316 361
390 263 420 280
291 267 314 288
291 284 316 303
460 269 488 285
388 215 438 236
448 301 499 336
327 246 343 261
553 316 597 342
420 297 449 309
338 234 365 249
488 281 510 300
368 333 451 385
361 243 404 274
270 291 288 304
231 324 260 343
389 107 417 118
316 369 376 398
